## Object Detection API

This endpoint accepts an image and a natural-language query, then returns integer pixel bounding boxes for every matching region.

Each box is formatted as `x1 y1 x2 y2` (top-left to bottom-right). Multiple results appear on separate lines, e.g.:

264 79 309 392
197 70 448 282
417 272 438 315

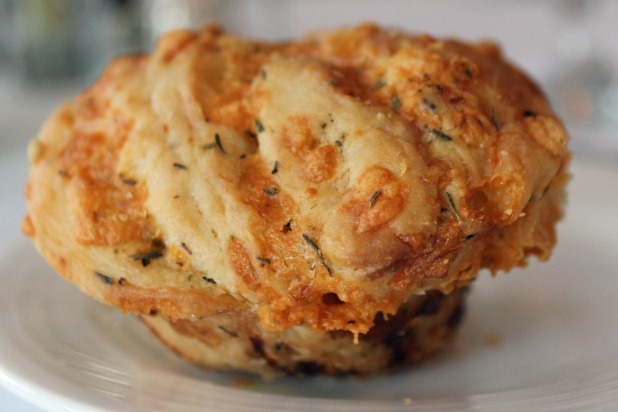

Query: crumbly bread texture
23 24 569 375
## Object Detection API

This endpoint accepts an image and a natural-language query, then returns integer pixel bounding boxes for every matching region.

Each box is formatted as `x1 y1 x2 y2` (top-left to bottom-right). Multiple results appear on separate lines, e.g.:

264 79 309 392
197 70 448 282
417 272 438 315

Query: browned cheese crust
24 24 569 339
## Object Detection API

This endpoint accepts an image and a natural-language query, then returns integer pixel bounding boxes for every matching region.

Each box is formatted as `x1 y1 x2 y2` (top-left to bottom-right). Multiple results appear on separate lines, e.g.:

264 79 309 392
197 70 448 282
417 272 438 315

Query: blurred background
0 2 616 410
1 0 617 158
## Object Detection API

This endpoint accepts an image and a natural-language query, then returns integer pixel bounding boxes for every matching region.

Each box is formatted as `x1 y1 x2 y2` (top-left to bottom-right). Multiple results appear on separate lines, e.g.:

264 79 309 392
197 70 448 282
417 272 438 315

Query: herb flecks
523 110 537 117
302 234 332 276
369 190 383 208
215 133 226 154
122 178 137 186
173 162 187 170
202 276 217 284
256 256 271 265
446 192 462 222
391 95 401 112
422 98 437 111
219 326 238 337
180 242 192 255
271 161 279 175
429 128 453 142
130 249 164 267
255 119 265 133
202 134 227 154
375 79 387 90
262 187 279 196
491 108 500 131
95 271 114 285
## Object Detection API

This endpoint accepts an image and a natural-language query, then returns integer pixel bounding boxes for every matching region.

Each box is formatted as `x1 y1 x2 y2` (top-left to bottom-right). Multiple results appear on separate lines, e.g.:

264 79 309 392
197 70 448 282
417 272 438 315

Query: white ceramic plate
1 160 617 412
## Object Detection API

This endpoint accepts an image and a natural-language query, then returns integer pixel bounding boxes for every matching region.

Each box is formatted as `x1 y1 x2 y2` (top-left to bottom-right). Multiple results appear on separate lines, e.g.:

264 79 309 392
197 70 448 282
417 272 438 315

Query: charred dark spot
293 361 321 376
523 110 538 117
385 328 416 368
413 291 445 317
448 301 465 329
250 336 265 356
282 220 293 233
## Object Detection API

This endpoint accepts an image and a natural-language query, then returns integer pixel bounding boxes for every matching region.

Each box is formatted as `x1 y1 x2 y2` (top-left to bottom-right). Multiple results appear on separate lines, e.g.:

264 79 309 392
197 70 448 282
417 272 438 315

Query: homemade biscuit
24 24 569 376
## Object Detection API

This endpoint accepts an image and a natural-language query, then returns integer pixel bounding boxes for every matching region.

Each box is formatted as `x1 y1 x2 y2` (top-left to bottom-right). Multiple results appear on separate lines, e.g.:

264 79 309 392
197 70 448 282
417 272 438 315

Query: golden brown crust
24 24 569 340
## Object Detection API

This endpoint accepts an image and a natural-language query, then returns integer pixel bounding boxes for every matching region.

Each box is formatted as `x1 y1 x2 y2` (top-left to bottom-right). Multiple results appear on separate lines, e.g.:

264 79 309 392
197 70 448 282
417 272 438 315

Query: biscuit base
140 288 467 378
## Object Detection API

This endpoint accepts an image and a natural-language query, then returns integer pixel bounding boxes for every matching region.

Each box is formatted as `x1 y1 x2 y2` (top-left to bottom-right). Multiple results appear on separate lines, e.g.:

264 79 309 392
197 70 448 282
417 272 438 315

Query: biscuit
24 24 569 376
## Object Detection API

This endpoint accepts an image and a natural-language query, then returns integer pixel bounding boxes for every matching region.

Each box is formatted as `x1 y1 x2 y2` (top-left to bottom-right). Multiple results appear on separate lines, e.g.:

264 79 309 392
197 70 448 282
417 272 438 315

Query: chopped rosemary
369 190 383 207
335 140 342 147
464 66 473 78
130 250 164 267
391 95 401 112
271 161 279 175
173 162 187 170
215 133 226 154
375 79 387 90
422 98 437 111
465 234 476 240
429 128 453 141
256 256 271 265
95 271 114 285
446 192 462 222
219 326 238 337
491 108 500 131
263 187 279 196
118 277 126 286
202 276 216 284
321 122 327 129
255 119 265 133
180 242 192 255
202 134 226 154
302 234 332 276
122 178 137 186
523 110 537 117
